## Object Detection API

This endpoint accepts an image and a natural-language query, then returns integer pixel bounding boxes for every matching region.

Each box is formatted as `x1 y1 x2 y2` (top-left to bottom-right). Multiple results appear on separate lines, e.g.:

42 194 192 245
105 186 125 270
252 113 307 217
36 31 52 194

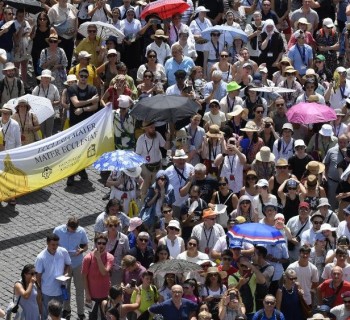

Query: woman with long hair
218 288 245 320
96 49 119 93
30 11 50 77
136 50 166 84
152 245 171 288
158 273 180 301
239 170 259 201
276 269 304 320
14 264 40 320
137 70 157 99
183 278 201 304
104 216 129 286
210 50 233 83
231 195 258 222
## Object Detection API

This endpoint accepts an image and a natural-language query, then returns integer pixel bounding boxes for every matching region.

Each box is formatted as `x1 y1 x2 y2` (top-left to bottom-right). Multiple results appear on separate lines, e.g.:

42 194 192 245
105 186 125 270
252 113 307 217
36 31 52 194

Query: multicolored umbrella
286 102 337 125
140 0 190 19
93 150 146 171
228 223 285 245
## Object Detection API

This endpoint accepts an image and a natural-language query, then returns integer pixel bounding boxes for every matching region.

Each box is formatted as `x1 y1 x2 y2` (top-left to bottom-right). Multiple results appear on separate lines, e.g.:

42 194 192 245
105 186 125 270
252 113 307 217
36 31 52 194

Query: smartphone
129 279 137 287
230 292 237 300
182 86 193 94
243 269 252 277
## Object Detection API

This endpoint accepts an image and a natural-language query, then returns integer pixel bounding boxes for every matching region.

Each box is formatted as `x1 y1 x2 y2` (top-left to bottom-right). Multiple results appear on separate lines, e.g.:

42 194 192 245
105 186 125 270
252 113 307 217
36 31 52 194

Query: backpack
256 309 282 320
0 78 22 97
205 286 223 320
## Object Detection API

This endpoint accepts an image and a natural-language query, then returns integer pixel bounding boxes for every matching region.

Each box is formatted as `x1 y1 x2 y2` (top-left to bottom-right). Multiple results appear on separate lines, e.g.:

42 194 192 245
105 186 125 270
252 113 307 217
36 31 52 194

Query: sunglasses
158 177 166 180
183 286 191 289
247 176 257 180
313 221 323 224
138 238 148 242
211 33 220 36
288 187 297 190
255 110 264 114
221 54 229 58
288 277 297 281
206 218 216 221
148 55 156 58
79 74 88 79
168 226 179 231
88 30 97 33
344 300 350 304
276 166 288 169
49 40 58 43
188 242 197 247
315 60 322 63
108 224 118 227
163 209 172 213
202 264 211 268
219 183 227 186
108 54 117 57
210 273 219 277
295 146 305 150
275 103 284 107
222 257 232 261
241 200 251 205
210 104 219 108
264 301 275 305
97 241 107 245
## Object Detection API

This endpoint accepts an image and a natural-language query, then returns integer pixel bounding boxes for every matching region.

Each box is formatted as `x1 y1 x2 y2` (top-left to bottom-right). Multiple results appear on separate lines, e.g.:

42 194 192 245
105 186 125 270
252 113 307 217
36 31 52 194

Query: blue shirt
287 44 313 76
203 80 227 111
165 56 195 86
252 309 285 320
35 246 71 296
149 298 198 320
53 225 89 268
0 20 16 52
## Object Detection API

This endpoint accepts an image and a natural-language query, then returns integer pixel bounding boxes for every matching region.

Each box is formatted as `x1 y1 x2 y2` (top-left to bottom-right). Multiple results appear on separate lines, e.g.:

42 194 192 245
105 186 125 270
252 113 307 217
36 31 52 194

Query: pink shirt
82 252 114 299
287 31 316 50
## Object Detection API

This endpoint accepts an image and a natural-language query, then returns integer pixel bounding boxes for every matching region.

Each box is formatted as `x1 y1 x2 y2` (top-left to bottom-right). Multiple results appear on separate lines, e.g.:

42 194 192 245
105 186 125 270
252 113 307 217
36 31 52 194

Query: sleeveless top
304 187 321 212
104 62 118 91
280 285 304 320
283 194 300 223
271 174 291 212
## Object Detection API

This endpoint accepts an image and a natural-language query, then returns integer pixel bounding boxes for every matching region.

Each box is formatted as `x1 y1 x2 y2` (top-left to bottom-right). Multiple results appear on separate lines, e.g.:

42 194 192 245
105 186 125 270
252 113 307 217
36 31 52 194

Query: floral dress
315 29 339 74
39 47 68 93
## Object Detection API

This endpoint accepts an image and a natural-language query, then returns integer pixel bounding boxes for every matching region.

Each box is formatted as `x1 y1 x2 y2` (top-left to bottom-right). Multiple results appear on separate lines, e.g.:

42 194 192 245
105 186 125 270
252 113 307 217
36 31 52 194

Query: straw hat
2 62 17 73
15 98 31 112
335 108 345 117
306 161 325 174
283 66 298 76
306 174 318 186
37 69 55 81
307 95 319 102
204 267 227 279
278 57 291 68
45 31 61 44
227 105 248 119
151 29 169 40
206 124 223 138
240 121 259 132
255 146 275 162
294 17 311 30
122 167 142 178
141 121 154 129
175 128 191 140
0 105 13 115
307 313 330 320
276 158 288 166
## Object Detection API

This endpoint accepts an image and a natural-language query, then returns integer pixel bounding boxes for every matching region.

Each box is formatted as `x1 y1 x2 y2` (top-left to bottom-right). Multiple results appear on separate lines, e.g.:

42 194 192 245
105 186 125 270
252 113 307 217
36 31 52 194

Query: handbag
298 289 312 318
322 281 343 307
288 222 307 251
6 282 22 320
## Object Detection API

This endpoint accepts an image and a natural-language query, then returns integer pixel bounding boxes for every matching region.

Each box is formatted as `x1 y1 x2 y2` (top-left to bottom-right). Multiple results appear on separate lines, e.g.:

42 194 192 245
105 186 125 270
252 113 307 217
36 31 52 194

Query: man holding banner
66 68 100 186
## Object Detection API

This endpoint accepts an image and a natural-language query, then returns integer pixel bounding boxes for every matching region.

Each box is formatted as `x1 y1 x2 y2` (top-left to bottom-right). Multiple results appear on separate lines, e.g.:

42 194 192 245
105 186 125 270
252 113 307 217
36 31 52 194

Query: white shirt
272 138 295 162
287 260 319 305
0 48 6 80
189 18 212 51
330 79 350 110
321 262 350 282
203 111 226 127
252 194 278 220
330 304 350 320
165 84 182 96
88 4 111 22
0 118 21 150
135 132 165 163
213 234 253 253
300 228 317 247
159 236 185 258
145 42 171 66
191 223 225 254
165 163 194 206
220 154 245 194
120 18 141 37
337 221 350 239
32 84 60 103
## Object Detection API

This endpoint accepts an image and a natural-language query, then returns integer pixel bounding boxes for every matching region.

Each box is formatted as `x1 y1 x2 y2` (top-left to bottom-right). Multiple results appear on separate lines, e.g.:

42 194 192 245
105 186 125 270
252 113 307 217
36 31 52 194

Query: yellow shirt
131 285 158 313
68 64 97 86
75 37 102 67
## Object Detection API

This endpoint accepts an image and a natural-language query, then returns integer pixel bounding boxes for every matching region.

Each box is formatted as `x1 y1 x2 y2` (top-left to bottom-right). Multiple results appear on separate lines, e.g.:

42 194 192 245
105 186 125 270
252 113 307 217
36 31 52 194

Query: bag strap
13 281 22 305
295 220 308 238
314 133 319 151
109 235 120 256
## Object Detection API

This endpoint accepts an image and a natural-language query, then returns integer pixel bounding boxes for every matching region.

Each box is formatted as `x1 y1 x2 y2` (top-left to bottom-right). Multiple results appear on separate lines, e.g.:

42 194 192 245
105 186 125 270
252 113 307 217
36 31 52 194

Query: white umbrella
7 94 54 124
78 22 124 40
250 87 296 93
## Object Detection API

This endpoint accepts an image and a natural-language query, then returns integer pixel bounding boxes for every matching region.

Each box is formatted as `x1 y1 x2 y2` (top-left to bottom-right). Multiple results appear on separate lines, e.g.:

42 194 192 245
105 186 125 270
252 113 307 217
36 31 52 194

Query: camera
230 292 237 300
182 86 193 94
150 18 162 25
129 279 137 287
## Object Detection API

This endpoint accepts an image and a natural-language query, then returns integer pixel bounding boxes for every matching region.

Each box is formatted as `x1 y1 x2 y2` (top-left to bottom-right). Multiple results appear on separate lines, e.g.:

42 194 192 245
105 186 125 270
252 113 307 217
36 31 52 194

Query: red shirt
318 279 350 307
107 87 132 109
82 251 114 299
218 265 237 287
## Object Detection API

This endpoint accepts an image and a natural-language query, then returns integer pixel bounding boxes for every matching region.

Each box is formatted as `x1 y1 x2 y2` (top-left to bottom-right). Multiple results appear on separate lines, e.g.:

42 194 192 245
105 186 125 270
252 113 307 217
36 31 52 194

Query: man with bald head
149 285 197 320
317 266 350 308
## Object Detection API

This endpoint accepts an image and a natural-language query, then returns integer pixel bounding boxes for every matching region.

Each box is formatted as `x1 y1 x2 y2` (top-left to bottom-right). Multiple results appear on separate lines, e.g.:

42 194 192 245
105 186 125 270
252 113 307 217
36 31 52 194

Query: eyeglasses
79 74 88 79
148 55 156 58
108 54 117 57
206 218 216 221
210 273 219 277
264 301 275 305
211 33 220 37
221 54 229 58
108 224 119 227
288 277 297 281
313 221 323 224
210 104 219 108
241 200 251 205
97 242 107 245
168 226 179 231
188 242 197 247
219 183 227 186
138 238 148 242
255 110 264 114
315 60 322 64
88 30 97 33
163 209 172 213
247 176 256 180
49 40 58 43
276 166 288 169
295 146 304 150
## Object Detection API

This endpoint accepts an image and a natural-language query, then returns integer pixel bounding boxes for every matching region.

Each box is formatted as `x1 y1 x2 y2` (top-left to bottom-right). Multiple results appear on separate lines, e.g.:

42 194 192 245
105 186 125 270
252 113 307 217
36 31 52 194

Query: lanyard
209 140 218 160
231 121 241 134
5 78 16 98
282 140 291 154
227 96 235 113
145 136 154 155
41 85 50 98
333 124 341 137
228 155 236 173
188 126 197 145
211 40 220 59
340 85 346 99
203 226 213 248
174 26 179 42
19 112 28 133
296 44 306 65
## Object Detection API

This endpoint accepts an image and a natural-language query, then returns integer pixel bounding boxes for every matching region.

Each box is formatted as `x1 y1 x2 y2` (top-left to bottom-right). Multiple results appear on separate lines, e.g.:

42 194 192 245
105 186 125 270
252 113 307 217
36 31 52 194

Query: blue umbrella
227 223 285 246
93 150 146 171
201 25 248 43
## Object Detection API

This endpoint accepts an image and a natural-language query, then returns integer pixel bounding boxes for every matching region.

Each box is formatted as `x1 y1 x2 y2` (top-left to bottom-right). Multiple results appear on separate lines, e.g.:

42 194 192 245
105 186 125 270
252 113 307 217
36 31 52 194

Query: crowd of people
3 0 350 319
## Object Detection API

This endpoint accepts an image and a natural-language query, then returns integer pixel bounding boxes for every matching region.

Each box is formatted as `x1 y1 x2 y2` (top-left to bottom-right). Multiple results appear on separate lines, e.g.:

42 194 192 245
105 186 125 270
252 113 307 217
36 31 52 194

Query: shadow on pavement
0 211 100 250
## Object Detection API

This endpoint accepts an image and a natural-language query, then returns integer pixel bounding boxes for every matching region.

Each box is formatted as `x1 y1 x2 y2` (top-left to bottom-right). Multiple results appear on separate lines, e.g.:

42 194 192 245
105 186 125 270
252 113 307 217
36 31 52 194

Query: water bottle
61 284 69 301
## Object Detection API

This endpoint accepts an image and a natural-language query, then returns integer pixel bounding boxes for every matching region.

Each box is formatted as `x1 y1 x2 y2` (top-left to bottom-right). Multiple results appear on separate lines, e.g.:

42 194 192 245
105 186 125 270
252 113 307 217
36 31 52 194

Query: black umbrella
130 95 200 123
6 0 43 14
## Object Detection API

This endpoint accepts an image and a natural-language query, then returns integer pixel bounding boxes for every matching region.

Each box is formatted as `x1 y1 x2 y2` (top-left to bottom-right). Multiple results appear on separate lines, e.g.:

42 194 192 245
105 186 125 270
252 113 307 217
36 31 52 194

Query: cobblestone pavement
0 166 110 319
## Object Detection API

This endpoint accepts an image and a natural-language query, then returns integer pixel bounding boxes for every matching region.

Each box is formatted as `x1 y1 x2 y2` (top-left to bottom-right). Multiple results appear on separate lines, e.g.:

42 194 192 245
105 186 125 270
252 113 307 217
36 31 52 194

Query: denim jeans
42 293 63 320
